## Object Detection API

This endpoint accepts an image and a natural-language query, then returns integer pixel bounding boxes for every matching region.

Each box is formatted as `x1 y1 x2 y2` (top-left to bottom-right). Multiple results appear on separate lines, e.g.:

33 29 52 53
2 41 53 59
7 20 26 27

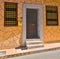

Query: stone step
26 40 44 49
26 40 43 44
27 44 43 47
27 45 44 49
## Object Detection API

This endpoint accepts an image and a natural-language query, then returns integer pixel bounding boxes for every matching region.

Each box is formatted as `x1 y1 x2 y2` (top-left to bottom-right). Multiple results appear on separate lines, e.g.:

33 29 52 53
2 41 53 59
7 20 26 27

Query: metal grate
4 2 18 26
46 6 58 26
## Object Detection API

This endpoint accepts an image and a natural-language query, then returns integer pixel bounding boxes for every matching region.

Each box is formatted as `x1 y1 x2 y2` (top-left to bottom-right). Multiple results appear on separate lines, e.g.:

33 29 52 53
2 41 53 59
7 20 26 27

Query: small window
4 2 18 26
46 6 58 26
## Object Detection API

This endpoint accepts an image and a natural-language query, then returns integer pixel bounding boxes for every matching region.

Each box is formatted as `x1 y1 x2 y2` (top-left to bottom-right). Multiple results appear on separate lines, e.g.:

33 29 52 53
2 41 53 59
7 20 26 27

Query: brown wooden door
26 9 38 39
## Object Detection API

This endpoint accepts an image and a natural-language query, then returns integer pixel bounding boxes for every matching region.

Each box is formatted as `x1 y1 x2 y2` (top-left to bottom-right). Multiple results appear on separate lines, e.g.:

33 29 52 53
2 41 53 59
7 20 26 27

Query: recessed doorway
22 4 44 46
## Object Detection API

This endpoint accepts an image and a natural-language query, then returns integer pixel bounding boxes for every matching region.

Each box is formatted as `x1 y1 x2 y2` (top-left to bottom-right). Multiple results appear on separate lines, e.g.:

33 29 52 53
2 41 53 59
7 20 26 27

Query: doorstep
0 43 60 58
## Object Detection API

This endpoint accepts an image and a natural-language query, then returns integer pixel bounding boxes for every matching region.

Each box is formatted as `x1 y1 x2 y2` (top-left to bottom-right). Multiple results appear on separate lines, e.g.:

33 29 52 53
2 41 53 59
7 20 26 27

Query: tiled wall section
0 0 60 49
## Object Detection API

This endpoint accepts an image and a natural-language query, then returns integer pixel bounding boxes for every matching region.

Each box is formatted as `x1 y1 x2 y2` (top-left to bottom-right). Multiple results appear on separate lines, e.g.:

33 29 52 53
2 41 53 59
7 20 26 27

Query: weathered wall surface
44 0 60 43
0 0 60 49
0 0 22 49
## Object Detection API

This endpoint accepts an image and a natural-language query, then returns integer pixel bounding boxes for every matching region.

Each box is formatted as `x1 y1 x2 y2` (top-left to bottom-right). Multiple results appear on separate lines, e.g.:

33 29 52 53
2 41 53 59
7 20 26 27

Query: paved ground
2 42 60 56
8 49 60 59
0 42 60 58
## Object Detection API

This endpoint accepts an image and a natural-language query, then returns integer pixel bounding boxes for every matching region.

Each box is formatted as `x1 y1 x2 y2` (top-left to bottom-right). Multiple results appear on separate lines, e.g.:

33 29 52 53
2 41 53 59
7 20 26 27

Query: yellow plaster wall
44 0 60 43
0 0 22 49
0 0 60 49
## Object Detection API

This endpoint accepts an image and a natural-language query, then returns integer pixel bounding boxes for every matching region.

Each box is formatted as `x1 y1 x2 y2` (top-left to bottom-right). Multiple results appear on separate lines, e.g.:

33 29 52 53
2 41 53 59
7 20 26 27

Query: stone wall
0 0 60 49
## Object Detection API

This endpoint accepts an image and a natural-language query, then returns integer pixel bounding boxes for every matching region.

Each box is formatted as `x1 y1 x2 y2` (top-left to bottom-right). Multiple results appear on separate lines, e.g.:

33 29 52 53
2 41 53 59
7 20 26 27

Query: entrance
26 9 39 39
22 4 44 46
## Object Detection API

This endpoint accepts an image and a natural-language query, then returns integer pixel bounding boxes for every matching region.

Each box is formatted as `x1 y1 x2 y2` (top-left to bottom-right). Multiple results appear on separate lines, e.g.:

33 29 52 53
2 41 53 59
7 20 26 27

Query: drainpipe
21 41 27 50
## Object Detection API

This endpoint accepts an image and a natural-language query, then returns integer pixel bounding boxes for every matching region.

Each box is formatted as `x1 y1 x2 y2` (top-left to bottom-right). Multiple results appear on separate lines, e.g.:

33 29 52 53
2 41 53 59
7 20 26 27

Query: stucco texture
0 0 60 49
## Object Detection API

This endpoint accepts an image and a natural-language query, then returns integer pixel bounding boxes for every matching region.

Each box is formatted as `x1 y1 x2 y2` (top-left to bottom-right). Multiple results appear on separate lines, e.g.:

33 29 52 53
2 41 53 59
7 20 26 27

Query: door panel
26 9 38 39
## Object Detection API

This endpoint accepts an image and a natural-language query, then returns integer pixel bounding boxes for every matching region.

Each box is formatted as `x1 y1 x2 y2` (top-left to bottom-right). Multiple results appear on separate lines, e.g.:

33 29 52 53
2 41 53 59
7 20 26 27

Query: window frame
46 6 58 26
4 2 18 26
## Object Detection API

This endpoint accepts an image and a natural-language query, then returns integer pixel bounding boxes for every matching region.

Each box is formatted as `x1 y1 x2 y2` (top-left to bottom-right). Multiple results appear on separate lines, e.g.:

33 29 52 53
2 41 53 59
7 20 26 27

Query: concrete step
27 44 44 49
27 44 43 47
27 45 44 49
26 40 43 44
26 40 44 49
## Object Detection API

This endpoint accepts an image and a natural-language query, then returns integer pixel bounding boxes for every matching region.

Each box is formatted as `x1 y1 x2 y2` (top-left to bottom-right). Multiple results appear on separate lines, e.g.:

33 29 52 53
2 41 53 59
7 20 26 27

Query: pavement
8 48 60 59
0 42 60 58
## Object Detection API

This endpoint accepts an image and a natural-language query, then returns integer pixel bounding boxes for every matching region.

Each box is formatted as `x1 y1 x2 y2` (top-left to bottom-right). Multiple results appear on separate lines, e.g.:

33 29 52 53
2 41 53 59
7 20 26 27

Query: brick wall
0 0 60 49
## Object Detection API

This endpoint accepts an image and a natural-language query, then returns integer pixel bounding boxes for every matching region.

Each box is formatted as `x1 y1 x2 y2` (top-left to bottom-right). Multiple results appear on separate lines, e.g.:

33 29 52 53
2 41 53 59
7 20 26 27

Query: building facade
0 0 60 49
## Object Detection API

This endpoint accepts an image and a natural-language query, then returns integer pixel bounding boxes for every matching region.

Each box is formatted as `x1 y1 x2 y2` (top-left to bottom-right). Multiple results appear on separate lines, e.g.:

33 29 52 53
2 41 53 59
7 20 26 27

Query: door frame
22 4 44 46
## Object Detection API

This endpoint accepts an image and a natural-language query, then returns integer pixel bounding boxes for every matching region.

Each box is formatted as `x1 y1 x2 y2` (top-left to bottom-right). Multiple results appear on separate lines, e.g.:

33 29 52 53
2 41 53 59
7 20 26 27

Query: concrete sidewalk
0 42 60 58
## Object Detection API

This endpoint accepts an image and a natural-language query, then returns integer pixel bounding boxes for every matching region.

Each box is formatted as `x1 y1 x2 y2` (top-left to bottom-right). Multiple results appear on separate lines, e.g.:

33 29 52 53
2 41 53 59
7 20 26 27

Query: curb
0 47 60 58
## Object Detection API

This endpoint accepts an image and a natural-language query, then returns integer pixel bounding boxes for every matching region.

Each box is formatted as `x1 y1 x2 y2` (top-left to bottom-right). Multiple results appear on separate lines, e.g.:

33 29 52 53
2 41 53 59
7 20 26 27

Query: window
4 2 18 26
46 6 58 26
